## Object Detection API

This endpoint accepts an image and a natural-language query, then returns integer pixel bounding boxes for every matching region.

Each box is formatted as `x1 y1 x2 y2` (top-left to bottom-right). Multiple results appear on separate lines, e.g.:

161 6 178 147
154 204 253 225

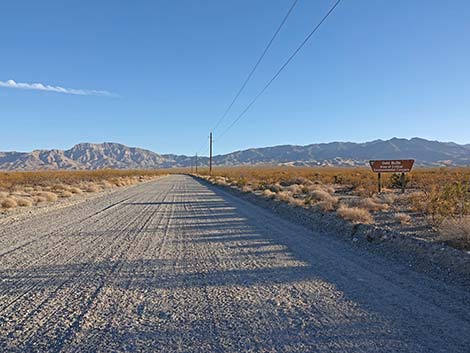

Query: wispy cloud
0 79 115 97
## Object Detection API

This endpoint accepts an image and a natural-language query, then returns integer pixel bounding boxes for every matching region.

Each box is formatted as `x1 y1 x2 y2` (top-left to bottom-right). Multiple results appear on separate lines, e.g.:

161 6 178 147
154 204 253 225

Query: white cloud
0 79 115 96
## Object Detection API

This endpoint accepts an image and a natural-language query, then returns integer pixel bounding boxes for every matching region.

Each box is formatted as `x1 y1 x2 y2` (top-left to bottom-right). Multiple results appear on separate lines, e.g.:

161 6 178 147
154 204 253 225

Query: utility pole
195 153 198 174
190 158 193 173
209 132 213 175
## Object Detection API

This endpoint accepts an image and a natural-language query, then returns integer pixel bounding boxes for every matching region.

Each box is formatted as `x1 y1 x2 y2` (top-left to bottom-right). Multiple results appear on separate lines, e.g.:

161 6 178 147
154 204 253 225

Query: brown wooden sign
369 159 415 173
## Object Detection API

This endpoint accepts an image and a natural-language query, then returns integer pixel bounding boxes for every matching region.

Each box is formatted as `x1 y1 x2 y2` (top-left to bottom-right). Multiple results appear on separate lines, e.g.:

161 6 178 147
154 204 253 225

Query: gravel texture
1 175 470 352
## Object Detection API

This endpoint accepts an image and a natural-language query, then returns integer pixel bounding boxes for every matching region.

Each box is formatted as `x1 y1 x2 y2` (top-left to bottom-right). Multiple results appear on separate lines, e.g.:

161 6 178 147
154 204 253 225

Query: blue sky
1 1 469 156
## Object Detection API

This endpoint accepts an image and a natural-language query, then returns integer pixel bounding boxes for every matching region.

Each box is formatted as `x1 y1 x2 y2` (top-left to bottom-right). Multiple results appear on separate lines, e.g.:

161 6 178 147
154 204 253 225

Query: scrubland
198 166 470 250
0 170 169 213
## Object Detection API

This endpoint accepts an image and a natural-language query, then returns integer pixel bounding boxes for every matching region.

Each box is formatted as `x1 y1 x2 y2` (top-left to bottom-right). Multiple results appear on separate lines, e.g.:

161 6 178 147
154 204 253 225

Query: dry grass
0 170 165 188
1 198 18 209
337 206 374 224
394 213 411 224
16 198 33 207
199 166 470 252
377 193 397 205
69 187 83 194
33 196 47 204
308 189 333 202
83 184 102 193
241 185 253 193
276 191 295 203
201 166 470 221
439 217 470 250
340 197 389 212
359 198 390 212
36 192 58 202
202 166 470 195
315 200 337 212
0 169 170 210
263 189 276 199
285 184 303 195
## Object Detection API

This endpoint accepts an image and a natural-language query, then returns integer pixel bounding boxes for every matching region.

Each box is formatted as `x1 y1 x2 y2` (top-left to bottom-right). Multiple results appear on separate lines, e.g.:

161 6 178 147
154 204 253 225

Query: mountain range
1 138 469 170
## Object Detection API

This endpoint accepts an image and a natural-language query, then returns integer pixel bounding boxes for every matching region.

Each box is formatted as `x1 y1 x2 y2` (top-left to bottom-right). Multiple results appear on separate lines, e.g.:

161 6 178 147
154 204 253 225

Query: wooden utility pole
209 132 213 175
195 153 198 174
190 158 193 173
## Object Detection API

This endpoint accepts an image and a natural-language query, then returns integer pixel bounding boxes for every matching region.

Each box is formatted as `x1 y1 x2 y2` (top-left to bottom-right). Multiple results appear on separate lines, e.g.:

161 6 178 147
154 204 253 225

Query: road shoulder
194 175 470 289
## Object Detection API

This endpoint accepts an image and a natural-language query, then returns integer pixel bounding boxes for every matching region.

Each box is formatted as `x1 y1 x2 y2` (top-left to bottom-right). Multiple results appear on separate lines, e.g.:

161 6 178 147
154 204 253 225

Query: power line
218 0 342 140
193 0 299 159
196 138 209 156
211 0 299 133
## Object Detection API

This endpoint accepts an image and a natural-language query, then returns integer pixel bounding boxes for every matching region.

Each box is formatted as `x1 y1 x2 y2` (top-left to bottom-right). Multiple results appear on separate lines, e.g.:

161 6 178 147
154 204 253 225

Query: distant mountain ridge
1 138 469 170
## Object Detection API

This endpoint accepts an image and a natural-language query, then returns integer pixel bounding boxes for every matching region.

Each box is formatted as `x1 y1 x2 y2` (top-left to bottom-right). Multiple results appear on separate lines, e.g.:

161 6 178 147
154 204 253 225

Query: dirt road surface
1 175 469 352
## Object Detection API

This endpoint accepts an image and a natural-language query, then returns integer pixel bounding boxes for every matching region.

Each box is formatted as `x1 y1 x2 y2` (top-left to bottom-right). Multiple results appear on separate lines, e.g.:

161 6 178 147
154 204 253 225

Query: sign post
369 159 414 193
378 172 382 193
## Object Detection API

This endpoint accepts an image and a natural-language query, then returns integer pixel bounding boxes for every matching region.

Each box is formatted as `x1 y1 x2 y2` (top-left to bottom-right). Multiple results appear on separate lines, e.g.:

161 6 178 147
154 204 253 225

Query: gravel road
1 175 469 352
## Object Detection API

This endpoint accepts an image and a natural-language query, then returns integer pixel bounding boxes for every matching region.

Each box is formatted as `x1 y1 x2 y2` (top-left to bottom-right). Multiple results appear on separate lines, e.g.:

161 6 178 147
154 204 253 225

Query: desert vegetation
0 170 169 212
197 166 470 250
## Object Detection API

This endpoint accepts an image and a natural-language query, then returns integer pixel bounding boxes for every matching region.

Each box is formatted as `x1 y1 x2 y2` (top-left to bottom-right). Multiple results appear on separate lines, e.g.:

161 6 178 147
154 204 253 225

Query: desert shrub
83 184 101 193
275 191 304 207
200 166 470 226
276 191 294 203
289 198 305 207
33 196 47 204
51 183 69 191
235 178 248 187
388 173 409 188
285 184 303 195
424 182 470 225
241 185 253 193
315 200 337 212
359 198 389 212
438 217 470 250
406 191 427 213
99 180 114 189
333 174 345 184
393 213 411 224
16 198 33 207
263 189 276 199
1 198 17 209
34 192 58 202
376 193 397 205
337 206 374 224
308 189 334 202
69 187 83 194
304 183 335 195
268 183 283 193
353 183 378 197
214 176 228 186
116 177 130 186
